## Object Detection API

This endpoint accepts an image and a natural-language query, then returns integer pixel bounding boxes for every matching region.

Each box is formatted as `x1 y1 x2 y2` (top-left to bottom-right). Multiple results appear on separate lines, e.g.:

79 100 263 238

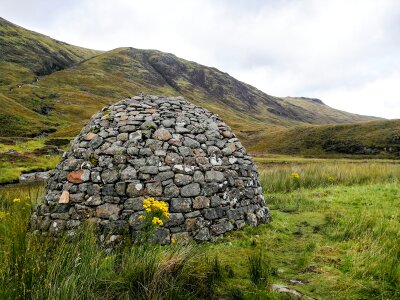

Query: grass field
0 138 68 183
0 158 399 299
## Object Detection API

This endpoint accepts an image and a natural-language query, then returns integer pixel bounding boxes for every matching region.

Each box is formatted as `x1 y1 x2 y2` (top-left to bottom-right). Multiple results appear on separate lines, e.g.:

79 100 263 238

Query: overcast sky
2 0 400 118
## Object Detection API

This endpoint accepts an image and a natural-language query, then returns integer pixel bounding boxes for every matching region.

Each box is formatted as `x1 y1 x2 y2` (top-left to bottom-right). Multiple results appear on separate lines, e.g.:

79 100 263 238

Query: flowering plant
0 210 9 220
291 172 301 179
137 197 170 244
141 197 170 226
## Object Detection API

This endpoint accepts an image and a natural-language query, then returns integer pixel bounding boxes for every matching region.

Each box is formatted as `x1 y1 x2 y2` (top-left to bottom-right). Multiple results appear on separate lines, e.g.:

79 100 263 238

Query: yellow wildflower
13 198 21 203
152 217 163 226
0 211 9 220
138 215 145 220
291 172 300 179
171 238 177 244
142 198 170 219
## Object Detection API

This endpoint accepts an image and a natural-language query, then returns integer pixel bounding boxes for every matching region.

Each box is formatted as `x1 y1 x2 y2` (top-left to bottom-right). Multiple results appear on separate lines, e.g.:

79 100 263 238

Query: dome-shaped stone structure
31 95 269 243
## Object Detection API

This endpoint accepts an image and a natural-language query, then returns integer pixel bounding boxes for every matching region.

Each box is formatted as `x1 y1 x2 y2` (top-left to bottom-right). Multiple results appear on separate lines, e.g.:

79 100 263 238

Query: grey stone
126 181 144 197
51 213 70 220
101 184 116 196
49 220 66 236
164 184 180 197
129 212 145 230
203 182 219 196
152 128 172 141
175 174 193 186
119 125 136 132
102 220 129 235
227 209 243 220
210 195 223 207
129 131 142 142
155 171 175 182
193 170 205 183
171 198 192 212
85 195 103 206
203 208 218 220
211 219 234 235
176 126 190 133
205 170 225 182
256 207 270 223
120 166 137 181
115 182 126 196
129 158 145 167
66 220 81 229
183 137 200 148
193 196 210 209
185 211 201 218
167 213 185 226
96 203 121 219
172 164 194 174
117 132 129 141
161 118 175 127
165 152 183 165
245 212 258 226
145 139 163 151
139 166 158 174
194 228 210 242
152 228 170 245
124 198 144 211
181 183 201 197
145 182 163 196
195 134 207 143
140 121 157 130
70 193 85 202
178 146 192 157
139 148 152 156
90 136 104 149
102 169 119 184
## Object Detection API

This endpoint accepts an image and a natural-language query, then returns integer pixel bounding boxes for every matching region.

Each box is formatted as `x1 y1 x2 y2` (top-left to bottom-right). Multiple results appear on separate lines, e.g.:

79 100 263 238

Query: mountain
1 17 394 157
248 120 400 157
0 17 100 77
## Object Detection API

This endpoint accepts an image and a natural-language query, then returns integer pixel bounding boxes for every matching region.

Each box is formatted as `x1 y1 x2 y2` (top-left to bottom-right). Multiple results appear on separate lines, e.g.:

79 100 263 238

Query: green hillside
249 120 400 157
0 17 100 76
1 17 396 158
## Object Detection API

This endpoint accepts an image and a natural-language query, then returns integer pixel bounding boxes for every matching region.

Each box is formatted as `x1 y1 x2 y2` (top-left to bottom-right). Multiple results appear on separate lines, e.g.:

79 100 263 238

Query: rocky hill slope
1 17 395 157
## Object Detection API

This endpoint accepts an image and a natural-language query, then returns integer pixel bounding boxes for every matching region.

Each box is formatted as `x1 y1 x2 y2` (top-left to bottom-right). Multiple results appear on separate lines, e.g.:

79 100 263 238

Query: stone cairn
31 95 270 244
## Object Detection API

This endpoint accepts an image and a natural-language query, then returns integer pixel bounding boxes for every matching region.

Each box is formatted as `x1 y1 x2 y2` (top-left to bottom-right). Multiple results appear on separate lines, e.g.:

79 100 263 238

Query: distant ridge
1 17 394 158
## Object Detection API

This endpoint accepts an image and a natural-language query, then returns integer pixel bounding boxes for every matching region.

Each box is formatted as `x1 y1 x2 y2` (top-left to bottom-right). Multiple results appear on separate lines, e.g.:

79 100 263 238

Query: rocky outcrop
31 95 269 243
20 171 51 183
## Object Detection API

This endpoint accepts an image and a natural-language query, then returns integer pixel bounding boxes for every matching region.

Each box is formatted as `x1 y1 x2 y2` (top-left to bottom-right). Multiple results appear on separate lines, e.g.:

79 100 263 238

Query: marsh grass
248 251 274 286
1 162 400 299
260 162 400 193
326 209 400 298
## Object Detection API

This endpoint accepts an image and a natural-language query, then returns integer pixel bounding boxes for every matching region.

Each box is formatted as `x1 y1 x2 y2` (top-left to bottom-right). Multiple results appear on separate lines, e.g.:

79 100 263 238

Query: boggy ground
0 158 399 299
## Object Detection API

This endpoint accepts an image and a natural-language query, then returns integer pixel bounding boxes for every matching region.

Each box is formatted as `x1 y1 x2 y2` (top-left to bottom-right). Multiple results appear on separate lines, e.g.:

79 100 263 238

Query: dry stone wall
31 95 269 243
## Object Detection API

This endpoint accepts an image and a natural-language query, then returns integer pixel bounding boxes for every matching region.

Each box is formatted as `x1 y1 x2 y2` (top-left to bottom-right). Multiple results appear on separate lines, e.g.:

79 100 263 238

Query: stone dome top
31 95 269 243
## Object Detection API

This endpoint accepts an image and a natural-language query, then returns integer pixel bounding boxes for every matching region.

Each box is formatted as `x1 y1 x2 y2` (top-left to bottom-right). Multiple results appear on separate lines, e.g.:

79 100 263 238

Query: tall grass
2 162 400 299
0 184 221 300
327 209 400 298
247 251 274 286
260 162 400 193
98 244 215 300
